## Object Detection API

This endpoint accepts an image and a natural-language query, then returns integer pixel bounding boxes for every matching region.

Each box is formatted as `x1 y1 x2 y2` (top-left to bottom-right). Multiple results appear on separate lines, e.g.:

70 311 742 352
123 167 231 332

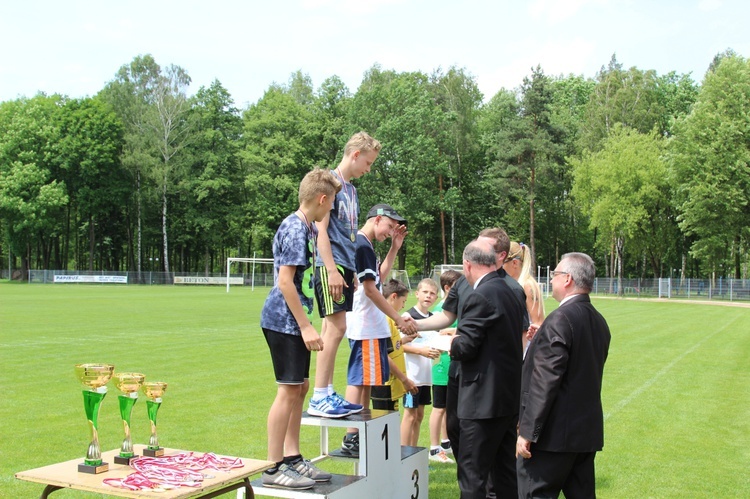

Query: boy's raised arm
379 224 407 280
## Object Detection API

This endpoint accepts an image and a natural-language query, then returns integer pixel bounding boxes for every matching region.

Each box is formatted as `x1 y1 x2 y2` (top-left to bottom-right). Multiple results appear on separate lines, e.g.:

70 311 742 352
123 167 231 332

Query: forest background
1 49 749 283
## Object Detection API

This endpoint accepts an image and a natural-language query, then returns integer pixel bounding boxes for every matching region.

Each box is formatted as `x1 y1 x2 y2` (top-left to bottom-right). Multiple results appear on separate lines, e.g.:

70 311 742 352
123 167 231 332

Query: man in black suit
450 239 524 499
516 252 611 498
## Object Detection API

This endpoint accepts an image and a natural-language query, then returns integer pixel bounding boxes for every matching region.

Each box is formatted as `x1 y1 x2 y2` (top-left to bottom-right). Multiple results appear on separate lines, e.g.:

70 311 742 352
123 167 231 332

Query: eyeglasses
550 270 569 278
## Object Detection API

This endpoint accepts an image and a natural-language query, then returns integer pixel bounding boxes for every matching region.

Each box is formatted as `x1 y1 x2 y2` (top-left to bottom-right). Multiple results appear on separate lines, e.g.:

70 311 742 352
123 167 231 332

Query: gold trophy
141 381 168 457
74 363 115 474
113 372 145 465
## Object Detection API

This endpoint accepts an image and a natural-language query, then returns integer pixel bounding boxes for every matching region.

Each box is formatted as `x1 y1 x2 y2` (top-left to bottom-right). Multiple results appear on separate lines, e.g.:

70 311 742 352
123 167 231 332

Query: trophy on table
74 363 115 474
141 381 168 457
113 372 145 465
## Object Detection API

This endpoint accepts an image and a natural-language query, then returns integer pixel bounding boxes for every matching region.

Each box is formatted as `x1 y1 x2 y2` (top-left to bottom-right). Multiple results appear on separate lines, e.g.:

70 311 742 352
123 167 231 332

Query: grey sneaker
262 463 315 490
290 459 332 482
341 432 360 458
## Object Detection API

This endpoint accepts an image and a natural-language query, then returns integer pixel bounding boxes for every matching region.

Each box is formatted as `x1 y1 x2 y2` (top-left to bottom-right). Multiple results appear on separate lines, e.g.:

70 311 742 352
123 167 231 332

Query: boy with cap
341 204 417 457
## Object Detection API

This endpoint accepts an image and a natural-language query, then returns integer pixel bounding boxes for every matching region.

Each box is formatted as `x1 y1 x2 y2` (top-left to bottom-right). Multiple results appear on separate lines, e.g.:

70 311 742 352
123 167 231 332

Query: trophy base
78 462 109 474
114 455 139 465
143 447 165 457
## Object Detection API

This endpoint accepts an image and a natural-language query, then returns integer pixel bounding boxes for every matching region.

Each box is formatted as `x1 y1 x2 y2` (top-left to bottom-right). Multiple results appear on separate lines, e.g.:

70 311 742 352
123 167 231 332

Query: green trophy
141 381 168 457
113 372 145 465
74 363 115 474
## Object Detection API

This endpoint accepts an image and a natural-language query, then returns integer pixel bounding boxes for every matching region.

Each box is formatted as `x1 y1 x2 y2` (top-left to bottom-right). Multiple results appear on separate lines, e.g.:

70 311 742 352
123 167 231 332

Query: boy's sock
265 460 285 475
311 388 328 402
283 454 303 465
430 446 441 455
441 439 451 450
327 384 335 395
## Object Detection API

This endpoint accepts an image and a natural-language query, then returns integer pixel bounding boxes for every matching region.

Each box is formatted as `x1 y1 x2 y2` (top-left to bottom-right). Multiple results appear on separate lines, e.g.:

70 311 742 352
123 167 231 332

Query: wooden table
15 445 274 498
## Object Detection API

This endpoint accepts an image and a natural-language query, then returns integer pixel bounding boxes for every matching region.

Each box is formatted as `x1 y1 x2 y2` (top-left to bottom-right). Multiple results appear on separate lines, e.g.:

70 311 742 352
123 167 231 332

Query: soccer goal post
226 256 274 292
389 269 411 290
429 264 464 297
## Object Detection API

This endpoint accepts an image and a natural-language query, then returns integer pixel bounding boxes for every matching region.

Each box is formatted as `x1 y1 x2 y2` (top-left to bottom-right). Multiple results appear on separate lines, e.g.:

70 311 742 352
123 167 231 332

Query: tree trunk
137 169 142 277
616 236 624 297
162 172 170 273
439 174 447 264
89 214 95 271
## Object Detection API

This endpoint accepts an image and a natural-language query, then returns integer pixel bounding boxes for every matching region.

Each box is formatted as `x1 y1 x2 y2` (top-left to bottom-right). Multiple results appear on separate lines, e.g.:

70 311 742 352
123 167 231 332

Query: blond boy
401 278 441 446
260 168 341 489
309 132 381 418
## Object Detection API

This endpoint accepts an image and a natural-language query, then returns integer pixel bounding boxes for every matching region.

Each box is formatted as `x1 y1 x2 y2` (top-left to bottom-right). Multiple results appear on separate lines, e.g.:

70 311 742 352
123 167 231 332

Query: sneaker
330 392 364 414
290 459 332 482
341 432 360 458
262 463 315 490
429 449 454 464
307 395 350 418
441 442 453 455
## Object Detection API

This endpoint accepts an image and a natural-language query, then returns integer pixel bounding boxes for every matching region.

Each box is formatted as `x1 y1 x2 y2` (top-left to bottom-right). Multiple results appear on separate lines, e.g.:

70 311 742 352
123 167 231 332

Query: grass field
1 282 749 498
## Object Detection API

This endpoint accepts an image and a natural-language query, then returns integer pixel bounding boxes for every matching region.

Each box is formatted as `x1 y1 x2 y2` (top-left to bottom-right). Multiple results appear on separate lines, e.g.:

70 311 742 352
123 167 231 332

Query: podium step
251 473 367 498
301 408 395 428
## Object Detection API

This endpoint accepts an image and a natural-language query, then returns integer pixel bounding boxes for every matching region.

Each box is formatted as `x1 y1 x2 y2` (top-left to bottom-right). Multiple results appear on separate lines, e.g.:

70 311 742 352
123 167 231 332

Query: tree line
1 50 748 284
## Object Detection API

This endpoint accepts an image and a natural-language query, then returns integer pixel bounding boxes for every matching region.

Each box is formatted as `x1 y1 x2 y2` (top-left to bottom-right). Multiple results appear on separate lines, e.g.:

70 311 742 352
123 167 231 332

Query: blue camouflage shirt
260 214 315 335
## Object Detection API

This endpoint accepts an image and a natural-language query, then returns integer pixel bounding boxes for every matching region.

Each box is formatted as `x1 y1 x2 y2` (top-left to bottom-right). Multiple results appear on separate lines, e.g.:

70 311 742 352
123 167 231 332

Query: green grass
1 283 749 497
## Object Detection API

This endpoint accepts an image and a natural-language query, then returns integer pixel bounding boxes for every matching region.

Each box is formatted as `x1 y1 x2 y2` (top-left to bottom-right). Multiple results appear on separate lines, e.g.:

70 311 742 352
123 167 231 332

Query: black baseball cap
366 204 406 223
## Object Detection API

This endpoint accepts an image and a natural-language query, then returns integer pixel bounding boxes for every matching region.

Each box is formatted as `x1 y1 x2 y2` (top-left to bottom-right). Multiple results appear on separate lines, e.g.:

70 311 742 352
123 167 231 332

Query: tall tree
670 52 750 278
350 66 449 274
180 80 243 273
241 85 316 254
55 96 126 270
101 55 162 275
151 63 192 273
430 67 484 265
0 95 68 276
482 66 565 266
580 55 664 151
572 125 670 290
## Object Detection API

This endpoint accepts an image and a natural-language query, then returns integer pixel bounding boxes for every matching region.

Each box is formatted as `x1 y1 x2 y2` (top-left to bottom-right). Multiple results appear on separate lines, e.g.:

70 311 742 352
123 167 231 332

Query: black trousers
517 450 597 499
456 414 518 499
445 369 461 456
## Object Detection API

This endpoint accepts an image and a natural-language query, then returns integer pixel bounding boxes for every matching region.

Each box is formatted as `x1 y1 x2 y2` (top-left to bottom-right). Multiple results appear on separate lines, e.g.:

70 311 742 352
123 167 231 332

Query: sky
1 0 748 108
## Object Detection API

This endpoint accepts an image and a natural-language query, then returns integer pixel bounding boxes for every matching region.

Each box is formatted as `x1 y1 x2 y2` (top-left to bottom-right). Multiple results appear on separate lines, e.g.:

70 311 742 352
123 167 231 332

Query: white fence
8 271 750 302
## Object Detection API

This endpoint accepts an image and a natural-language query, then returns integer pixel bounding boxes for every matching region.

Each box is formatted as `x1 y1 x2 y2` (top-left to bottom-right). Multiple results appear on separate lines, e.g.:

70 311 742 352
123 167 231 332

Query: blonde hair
299 167 341 204
344 131 381 156
417 278 438 292
509 242 545 317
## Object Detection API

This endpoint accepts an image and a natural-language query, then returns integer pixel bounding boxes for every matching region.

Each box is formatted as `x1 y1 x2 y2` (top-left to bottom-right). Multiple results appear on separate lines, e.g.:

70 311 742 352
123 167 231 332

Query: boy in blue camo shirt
259 168 341 490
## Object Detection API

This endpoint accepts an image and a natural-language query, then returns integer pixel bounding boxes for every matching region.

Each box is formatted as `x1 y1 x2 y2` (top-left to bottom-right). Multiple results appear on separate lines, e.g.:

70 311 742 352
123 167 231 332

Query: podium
246 409 429 498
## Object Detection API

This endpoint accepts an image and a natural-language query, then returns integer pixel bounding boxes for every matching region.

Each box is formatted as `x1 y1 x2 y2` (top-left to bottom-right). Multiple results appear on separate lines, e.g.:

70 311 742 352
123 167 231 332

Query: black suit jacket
450 271 524 420
518 293 611 452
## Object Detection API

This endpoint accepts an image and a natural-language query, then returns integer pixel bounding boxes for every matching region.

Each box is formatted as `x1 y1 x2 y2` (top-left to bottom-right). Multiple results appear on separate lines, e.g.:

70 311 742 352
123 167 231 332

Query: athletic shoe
441 442 453 455
307 395 350 418
262 463 315 490
290 459 332 482
330 392 364 414
341 432 360 458
429 449 454 464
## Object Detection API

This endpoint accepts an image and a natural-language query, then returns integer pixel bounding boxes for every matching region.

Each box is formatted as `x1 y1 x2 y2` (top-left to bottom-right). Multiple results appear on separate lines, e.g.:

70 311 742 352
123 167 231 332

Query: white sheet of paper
416 330 453 352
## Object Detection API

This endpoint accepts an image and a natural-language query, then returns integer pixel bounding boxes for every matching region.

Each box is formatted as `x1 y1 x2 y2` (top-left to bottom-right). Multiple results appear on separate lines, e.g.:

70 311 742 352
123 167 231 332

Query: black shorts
432 384 448 409
262 328 310 384
371 385 399 411
403 385 432 408
315 266 356 317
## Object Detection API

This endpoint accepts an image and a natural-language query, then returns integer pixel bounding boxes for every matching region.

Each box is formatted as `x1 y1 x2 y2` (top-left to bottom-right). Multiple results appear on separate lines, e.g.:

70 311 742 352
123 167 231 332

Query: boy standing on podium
259 168 340 490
